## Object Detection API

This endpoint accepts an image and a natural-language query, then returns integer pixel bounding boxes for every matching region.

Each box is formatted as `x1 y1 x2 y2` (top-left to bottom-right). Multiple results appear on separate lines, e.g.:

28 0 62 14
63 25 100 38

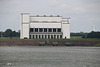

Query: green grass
70 38 100 40
0 37 100 41
0 38 20 40
96 43 100 46
70 36 100 40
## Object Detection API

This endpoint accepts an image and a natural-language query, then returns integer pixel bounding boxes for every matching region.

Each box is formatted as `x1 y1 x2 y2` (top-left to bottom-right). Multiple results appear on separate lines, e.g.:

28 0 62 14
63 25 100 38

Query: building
20 13 70 39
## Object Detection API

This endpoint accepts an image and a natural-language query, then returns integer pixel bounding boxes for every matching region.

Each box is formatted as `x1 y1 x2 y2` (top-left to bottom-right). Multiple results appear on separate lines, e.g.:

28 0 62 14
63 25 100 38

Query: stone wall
0 40 100 46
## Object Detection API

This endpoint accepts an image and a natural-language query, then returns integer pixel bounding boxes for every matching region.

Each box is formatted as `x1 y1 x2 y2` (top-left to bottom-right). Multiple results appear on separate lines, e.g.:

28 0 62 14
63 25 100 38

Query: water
0 46 100 67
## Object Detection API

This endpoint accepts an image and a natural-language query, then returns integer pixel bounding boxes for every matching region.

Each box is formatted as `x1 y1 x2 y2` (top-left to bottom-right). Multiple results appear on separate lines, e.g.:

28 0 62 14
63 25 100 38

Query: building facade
20 13 70 39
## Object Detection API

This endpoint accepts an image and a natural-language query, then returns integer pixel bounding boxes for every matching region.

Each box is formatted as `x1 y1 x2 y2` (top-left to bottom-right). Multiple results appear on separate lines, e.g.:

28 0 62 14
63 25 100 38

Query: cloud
47 0 86 15
0 0 100 32
48 0 100 15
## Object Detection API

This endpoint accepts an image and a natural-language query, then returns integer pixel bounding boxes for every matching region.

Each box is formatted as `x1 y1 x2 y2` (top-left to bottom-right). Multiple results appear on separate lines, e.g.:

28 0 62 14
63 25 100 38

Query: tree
3 29 20 38
12 31 16 37
70 32 87 37
3 29 13 38
87 31 100 38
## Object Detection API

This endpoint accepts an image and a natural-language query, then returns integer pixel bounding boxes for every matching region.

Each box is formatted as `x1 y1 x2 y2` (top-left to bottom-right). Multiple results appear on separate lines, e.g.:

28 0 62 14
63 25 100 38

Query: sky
0 0 100 32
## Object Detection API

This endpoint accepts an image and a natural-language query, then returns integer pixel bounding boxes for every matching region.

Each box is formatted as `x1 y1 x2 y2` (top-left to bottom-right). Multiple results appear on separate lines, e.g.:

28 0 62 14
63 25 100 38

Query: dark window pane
44 28 47 32
60 35 62 38
48 28 52 32
30 28 33 32
51 35 53 38
29 35 31 39
53 28 56 32
39 35 41 38
48 35 50 39
35 28 38 32
39 28 43 32
57 35 59 38
54 35 56 38
58 28 61 32
45 35 47 38
36 35 38 38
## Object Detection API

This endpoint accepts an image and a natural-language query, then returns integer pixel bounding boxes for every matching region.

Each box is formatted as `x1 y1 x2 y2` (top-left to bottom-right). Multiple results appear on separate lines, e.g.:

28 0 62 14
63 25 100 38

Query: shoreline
0 39 100 46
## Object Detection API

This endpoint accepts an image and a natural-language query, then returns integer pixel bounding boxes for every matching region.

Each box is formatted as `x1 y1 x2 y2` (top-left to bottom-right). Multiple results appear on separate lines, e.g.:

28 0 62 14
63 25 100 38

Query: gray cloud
0 0 100 32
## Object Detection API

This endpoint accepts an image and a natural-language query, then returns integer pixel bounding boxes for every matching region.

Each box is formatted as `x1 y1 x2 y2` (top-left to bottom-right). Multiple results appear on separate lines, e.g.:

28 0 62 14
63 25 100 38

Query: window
29 35 31 39
45 35 47 39
48 35 50 39
30 28 33 32
53 28 56 32
39 35 41 38
39 28 43 32
48 28 52 32
44 28 47 32
54 35 56 38
36 35 38 38
51 35 53 38
60 35 62 38
57 35 59 38
57 28 61 32
35 28 38 32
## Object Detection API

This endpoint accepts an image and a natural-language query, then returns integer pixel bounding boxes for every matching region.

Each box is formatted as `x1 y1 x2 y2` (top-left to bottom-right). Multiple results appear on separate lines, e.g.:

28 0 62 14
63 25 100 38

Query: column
43 28 44 32
56 28 57 32
31 35 33 39
47 34 48 39
50 34 51 39
38 28 39 32
43 35 45 39
59 35 60 39
37 35 39 39
56 35 57 39
34 34 36 39
40 35 41 39
33 28 35 32
53 35 54 39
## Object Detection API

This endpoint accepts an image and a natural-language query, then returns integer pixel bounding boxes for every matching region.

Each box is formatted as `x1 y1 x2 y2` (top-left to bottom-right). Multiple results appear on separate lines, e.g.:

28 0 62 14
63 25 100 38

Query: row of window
29 35 62 39
30 28 61 32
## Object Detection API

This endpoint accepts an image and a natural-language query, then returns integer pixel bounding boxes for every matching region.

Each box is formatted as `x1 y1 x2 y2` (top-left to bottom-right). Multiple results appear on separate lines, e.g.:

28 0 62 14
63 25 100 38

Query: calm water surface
0 46 100 67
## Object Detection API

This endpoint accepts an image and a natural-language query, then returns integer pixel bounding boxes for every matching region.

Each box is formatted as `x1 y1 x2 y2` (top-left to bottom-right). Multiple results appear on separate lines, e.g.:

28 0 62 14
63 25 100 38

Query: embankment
0 39 100 46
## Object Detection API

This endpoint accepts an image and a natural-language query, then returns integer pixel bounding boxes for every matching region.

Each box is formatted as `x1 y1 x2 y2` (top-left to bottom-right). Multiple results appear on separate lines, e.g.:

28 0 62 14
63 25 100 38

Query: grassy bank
0 38 100 41
96 43 100 46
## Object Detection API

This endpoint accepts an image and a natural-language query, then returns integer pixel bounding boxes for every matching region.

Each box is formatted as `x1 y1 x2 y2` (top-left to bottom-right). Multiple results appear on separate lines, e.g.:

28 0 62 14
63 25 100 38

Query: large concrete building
20 13 70 39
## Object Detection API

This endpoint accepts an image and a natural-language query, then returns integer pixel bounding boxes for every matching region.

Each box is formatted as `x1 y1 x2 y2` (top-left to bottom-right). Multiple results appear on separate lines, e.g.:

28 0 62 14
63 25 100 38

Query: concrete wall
30 17 62 22
30 22 61 28
62 24 70 39
62 19 70 39
20 13 30 39
22 24 29 38
20 13 70 39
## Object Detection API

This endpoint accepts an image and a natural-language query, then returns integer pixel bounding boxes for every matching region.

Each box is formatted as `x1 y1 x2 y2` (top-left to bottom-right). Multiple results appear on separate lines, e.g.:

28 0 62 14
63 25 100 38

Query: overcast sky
0 0 100 32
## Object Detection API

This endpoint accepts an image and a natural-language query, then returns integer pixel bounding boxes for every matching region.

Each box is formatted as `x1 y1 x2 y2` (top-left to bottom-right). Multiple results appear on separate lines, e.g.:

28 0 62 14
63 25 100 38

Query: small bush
96 43 100 46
